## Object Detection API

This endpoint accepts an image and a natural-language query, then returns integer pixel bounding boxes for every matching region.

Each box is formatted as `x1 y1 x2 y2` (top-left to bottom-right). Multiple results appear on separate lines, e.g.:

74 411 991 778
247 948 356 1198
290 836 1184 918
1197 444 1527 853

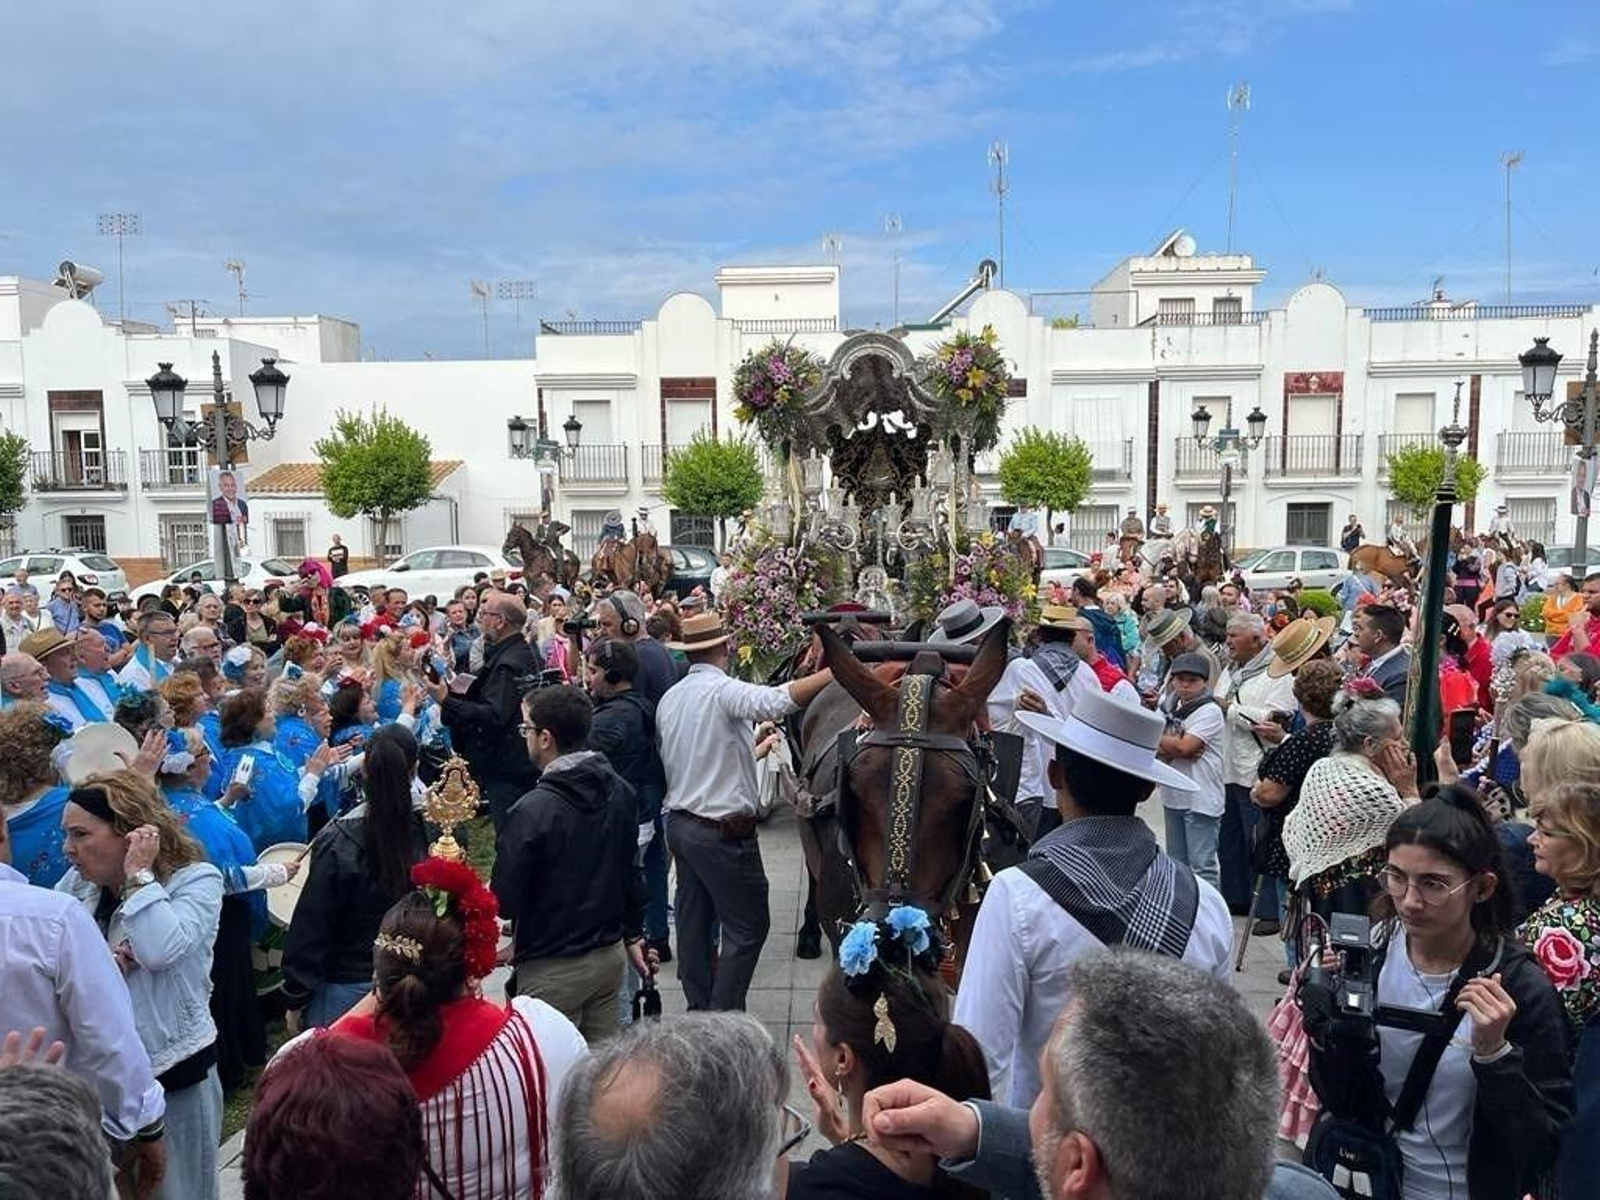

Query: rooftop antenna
884 213 903 327
822 232 842 265
1501 150 1523 303
1225 83 1249 253
96 212 141 323
165 299 211 335
470 281 491 357
224 259 247 315
988 141 1009 287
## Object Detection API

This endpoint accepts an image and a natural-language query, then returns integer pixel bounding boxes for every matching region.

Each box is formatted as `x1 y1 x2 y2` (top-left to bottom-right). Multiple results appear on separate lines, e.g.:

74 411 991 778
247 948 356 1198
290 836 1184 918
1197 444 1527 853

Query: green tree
0 431 29 528
997 428 1094 535
313 408 433 564
1385 444 1487 512
662 432 765 546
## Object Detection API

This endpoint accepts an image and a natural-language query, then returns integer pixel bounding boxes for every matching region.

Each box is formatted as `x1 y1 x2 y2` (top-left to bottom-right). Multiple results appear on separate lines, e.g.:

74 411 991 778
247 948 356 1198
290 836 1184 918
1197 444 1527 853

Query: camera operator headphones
609 594 639 638
592 638 625 686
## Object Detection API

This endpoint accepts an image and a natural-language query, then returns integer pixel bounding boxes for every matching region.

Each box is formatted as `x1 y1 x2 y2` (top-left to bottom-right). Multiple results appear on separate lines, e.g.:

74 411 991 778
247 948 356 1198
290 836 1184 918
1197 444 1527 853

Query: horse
809 618 1013 973
591 531 672 593
1192 528 1227 586
1348 543 1417 585
502 523 580 591
1005 528 1042 584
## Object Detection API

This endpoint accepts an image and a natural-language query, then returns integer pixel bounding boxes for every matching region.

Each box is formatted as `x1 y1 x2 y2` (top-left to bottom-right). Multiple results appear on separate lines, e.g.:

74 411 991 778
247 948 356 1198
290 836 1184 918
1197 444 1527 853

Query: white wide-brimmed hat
928 599 1006 646
1019 687 1196 792
60 722 140 786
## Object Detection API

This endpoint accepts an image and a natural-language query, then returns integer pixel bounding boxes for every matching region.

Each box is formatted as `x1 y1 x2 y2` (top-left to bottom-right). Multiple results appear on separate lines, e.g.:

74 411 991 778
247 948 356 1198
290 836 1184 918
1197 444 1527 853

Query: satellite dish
1173 234 1197 258
53 261 104 298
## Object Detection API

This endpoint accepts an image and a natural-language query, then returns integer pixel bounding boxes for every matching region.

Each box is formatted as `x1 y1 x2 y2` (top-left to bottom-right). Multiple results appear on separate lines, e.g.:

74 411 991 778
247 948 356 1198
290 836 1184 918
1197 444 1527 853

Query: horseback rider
1386 514 1418 562
599 508 626 547
634 505 657 541
1488 503 1519 558
1007 503 1044 575
1119 506 1145 541
1148 503 1174 539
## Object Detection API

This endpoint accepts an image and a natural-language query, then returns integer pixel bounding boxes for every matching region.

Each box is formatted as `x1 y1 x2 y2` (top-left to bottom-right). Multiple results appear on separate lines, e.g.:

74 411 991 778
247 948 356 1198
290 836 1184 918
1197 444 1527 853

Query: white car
337 545 524 601
1037 546 1095 590
1232 546 1348 592
0 550 128 595
130 556 303 603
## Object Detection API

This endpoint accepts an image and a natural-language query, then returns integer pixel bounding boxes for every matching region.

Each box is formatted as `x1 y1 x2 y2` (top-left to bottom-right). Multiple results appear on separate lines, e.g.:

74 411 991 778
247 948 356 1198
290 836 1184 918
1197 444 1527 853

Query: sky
2 0 1596 360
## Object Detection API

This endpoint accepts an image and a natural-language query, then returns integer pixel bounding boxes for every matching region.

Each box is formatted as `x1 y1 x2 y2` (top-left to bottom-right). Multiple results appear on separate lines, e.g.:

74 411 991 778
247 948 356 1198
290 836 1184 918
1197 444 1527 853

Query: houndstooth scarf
1021 815 1199 957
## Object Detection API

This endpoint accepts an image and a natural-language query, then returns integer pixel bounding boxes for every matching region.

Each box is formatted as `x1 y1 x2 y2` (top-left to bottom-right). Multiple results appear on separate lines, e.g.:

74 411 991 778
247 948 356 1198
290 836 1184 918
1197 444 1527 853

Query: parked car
663 545 718 597
1232 546 1348 592
337 545 524 601
130 556 302 604
1037 545 1095 590
0 550 128 595
1542 545 1593 575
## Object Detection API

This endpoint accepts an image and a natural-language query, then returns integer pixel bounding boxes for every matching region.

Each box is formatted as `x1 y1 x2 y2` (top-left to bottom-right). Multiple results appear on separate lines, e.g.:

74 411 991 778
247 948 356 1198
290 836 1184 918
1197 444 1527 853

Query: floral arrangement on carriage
907 529 1037 629
732 338 826 453
720 530 846 680
921 324 1011 455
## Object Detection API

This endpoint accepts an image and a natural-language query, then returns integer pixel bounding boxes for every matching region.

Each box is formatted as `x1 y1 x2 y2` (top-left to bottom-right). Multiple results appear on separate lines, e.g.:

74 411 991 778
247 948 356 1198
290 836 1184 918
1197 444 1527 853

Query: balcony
563 443 630 485
1089 439 1135 483
1364 303 1587 322
1261 434 1363 478
139 448 204 490
1496 431 1570 477
30 450 128 491
733 317 839 334
1377 433 1436 477
1173 438 1226 481
643 443 694 484
538 319 642 336
1145 309 1269 327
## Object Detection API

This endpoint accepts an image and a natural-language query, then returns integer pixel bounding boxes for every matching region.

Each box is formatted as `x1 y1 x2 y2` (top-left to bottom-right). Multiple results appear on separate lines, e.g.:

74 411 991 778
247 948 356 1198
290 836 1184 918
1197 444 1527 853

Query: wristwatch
124 869 156 893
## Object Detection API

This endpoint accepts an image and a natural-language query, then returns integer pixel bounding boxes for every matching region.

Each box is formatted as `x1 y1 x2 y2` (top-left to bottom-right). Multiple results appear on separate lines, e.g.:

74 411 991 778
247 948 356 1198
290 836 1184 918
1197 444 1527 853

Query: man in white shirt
1215 613 1298 921
23 629 95 732
73 627 122 721
1156 652 1227 891
656 611 834 1010
0 589 35 649
0 838 167 1178
116 611 180 692
708 553 733 605
952 686 1232 1108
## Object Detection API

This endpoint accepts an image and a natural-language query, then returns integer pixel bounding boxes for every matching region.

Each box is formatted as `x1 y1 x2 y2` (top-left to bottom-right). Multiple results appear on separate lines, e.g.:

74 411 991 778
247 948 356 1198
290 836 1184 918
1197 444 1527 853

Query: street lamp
1191 403 1268 560
1521 331 1599 576
508 413 582 529
146 350 290 584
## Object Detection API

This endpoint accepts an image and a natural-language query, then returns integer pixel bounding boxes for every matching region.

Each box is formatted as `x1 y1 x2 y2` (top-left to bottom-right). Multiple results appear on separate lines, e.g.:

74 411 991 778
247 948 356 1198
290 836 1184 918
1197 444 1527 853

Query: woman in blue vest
0 703 73 886
210 687 309 852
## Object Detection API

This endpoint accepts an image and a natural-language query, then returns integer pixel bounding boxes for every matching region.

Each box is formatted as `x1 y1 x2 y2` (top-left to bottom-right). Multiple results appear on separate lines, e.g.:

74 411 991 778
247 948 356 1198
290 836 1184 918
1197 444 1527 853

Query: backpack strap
1386 938 1501 1132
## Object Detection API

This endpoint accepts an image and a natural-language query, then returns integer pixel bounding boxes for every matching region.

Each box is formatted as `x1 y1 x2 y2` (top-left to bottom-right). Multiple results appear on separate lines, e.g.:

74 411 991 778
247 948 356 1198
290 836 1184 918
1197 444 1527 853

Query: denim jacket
57 861 223 1076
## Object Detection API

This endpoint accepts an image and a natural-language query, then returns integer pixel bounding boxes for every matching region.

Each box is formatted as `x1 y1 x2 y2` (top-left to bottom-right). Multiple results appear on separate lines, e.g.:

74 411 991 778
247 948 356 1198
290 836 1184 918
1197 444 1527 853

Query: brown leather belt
671 809 758 841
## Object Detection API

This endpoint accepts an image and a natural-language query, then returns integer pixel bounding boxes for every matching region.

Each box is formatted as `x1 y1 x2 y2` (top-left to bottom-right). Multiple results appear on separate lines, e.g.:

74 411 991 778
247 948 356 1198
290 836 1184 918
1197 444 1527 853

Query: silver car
0 550 129 595
1232 546 1348 592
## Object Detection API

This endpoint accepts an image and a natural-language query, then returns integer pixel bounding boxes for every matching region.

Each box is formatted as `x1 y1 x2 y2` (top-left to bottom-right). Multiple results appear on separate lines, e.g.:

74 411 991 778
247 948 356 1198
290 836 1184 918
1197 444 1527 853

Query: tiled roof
248 460 463 495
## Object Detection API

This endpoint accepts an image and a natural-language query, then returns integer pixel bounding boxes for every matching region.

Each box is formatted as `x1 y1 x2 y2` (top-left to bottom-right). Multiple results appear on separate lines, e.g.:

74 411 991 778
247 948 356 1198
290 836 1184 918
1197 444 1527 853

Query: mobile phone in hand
232 757 255 789
1448 709 1476 767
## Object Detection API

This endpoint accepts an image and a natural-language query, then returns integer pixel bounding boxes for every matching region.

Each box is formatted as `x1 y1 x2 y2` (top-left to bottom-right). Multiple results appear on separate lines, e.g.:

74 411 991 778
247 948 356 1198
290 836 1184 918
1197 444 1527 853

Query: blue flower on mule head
885 905 932 955
839 921 880 977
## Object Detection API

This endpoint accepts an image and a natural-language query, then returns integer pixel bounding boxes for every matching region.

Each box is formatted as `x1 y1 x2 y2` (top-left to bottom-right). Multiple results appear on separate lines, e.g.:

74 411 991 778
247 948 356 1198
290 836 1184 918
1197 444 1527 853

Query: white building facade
1 238 1594 575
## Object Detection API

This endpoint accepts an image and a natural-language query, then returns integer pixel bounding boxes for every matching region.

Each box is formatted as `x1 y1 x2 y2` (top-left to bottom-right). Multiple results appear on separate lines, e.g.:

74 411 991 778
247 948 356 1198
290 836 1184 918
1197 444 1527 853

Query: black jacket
588 689 662 799
492 751 645 962
440 632 540 788
1308 934 1574 1199
786 1143 939 1200
280 808 431 1007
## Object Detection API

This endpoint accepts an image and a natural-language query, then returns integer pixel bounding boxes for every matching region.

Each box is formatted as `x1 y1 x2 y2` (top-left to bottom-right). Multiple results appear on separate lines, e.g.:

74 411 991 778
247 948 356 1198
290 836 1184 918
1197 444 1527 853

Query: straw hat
18 628 73 664
1018 688 1195 792
1038 603 1090 633
1267 614 1336 678
1140 607 1193 647
667 611 731 652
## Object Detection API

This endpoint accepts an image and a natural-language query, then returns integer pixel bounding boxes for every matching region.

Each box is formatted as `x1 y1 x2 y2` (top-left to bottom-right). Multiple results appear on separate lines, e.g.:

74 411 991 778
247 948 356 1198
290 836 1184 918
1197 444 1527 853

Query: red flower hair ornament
1343 676 1386 702
411 857 501 980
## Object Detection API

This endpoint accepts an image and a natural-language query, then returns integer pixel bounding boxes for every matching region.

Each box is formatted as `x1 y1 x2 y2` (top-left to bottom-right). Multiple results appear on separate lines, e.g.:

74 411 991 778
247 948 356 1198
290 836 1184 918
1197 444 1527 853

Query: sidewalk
218 803 1286 1194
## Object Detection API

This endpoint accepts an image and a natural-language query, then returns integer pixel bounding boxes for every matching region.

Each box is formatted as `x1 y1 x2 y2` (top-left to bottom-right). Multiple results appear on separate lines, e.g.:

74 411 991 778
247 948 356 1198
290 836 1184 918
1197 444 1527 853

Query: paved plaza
218 801 1289 1194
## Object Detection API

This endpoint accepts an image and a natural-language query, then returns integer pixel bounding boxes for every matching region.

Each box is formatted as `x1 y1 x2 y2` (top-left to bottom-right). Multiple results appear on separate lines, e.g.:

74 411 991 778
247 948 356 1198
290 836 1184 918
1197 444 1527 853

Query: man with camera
430 590 541 830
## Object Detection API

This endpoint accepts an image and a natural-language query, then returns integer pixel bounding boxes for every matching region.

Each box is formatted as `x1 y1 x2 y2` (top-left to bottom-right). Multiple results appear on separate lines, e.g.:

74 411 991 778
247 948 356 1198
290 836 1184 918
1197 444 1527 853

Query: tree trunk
375 512 391 564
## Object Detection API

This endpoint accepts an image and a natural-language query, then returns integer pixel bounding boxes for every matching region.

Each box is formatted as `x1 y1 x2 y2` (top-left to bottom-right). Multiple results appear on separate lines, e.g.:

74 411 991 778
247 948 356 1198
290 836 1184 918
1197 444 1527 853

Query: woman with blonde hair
160 670 211 730
58 770 224 1199
1521 716 1600 802
1 702 74 886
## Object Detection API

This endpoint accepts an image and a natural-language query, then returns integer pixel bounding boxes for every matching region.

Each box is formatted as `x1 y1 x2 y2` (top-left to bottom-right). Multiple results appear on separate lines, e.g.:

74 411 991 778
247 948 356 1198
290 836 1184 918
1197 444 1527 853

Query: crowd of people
3 507 1600 1200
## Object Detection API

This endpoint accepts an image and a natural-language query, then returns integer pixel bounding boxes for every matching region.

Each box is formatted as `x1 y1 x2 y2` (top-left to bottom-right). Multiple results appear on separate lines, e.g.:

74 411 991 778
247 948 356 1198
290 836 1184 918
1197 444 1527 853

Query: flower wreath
836 906 944 1053
411 857 501 980
1343 676 1386 702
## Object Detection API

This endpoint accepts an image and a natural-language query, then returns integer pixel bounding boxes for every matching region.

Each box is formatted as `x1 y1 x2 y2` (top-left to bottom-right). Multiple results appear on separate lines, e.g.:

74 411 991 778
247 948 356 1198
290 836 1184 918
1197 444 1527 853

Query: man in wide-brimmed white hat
952 685 1232 1109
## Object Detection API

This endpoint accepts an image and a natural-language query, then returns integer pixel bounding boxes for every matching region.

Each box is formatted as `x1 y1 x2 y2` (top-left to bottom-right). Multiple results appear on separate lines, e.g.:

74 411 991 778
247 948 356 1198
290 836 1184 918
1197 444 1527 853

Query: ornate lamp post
1521 332 1599 574
146 351 290 584
507 413 581 525
1191 403 1268 560
1407 384 1470 775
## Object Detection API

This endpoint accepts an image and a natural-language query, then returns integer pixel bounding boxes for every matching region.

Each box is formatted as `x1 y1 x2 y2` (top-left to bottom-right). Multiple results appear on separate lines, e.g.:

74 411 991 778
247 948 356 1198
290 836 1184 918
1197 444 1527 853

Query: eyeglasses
518 722 539 737
1376 865 1477 907
777 1103 811 1157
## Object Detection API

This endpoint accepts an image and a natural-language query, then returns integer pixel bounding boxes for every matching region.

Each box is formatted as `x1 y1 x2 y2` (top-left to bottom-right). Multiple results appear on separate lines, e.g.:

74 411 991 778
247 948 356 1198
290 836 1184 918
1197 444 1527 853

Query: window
1506 498 1556 547
670 512 716 548
436 549 489 570
1303 550 1342 571
62 516 107 554
1066 504 1118 553
369 521 404 561
1257 551 1296 572
1192 395 1233 426
1212 296 1243 324
570 510 608 552
1157 297 1196 322
399 550 439 571
27 556 64 576
1285 502 1332 547
989 505 1016 534
272 518 307 560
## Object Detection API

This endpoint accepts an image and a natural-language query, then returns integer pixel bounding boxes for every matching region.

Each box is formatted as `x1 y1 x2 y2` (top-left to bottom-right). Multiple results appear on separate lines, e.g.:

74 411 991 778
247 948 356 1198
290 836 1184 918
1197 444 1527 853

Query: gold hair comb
374 932 423 962
873 993 898 1054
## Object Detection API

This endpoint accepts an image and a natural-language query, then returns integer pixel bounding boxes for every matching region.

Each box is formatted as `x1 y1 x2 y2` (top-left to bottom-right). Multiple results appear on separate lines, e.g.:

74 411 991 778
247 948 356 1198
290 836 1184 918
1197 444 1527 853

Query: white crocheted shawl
1282 753 1408 885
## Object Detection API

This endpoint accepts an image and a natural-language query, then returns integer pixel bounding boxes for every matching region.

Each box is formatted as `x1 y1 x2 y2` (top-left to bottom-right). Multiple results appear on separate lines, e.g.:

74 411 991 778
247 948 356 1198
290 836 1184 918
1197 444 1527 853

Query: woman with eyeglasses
46 573 81 634
1520 781 1600 1194
1304 788 1573 1199
225 590 279 657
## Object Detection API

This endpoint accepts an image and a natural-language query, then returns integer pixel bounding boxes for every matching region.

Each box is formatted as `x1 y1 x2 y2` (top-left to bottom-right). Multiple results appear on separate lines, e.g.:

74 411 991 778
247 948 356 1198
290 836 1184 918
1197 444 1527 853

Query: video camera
562 611 596 637
1298 912 1458 1044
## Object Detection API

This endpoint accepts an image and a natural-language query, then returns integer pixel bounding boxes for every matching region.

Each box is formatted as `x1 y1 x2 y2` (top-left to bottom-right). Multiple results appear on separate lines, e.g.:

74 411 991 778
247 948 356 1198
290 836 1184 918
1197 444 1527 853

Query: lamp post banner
1573 453 1594 519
